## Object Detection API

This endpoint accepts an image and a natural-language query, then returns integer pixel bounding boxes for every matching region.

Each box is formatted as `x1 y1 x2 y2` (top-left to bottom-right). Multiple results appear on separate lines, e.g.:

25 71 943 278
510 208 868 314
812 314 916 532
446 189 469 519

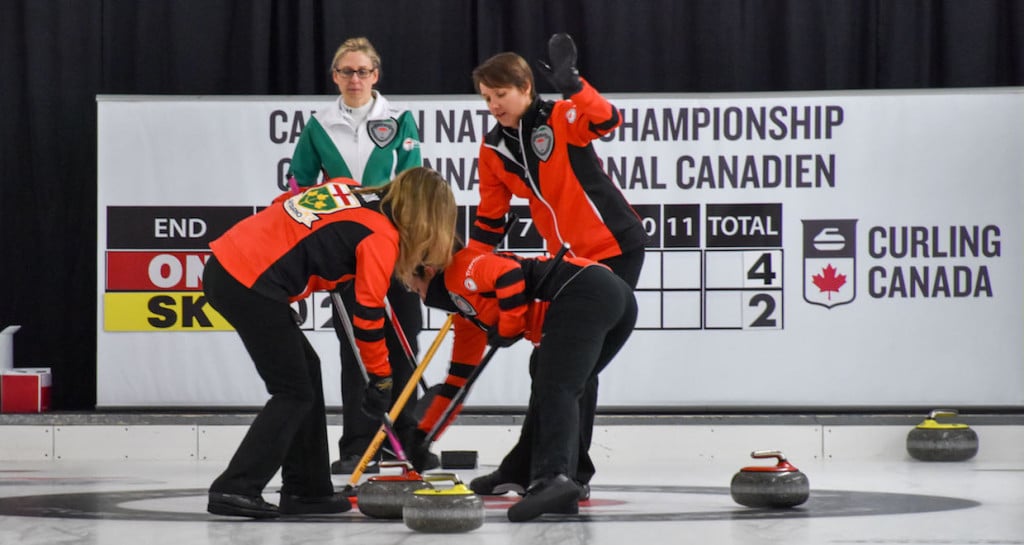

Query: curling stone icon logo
803 220 857 309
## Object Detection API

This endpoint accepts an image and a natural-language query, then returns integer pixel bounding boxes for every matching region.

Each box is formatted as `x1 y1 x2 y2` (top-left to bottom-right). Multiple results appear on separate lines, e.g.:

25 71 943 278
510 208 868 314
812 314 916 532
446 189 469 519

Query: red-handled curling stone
357 461 431 519
906 409 979 462
403 473 484 533
730 450 810 508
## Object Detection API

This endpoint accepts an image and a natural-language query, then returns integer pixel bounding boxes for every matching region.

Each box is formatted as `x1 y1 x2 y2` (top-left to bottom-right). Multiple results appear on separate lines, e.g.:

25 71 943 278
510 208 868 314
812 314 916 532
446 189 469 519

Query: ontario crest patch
284 182 361 228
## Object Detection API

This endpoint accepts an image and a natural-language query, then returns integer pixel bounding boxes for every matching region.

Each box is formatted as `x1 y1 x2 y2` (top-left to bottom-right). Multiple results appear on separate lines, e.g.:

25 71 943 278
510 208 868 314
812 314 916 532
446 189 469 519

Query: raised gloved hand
536 33 583 97
487 326 523 348
361 374 393 419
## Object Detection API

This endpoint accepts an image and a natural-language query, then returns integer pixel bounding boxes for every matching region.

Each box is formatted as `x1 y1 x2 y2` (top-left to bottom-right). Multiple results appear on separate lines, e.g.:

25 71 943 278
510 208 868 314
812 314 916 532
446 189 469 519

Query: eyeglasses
334 67 376 79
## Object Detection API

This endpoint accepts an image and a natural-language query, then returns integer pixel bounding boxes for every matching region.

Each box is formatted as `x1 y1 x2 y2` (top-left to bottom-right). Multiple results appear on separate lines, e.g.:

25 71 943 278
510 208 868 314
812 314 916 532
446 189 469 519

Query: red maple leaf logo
812 264 846 300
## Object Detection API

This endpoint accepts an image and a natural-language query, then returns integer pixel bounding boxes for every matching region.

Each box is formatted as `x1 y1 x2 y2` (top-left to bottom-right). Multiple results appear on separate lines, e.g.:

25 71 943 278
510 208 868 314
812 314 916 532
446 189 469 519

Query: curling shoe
470 469 526 496
408 448 441 472
330 454 379 475
207 492 279 518
279 492 352 515
507 474 580 522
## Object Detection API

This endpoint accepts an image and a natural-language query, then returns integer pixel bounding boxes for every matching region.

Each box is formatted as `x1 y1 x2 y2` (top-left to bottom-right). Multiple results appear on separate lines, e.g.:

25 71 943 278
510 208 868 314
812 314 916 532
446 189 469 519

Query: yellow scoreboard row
103 292 233 331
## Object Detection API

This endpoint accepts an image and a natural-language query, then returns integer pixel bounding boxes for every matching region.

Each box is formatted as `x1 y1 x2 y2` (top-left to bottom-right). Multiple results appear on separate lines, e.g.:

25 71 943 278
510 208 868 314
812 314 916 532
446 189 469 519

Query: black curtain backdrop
1 0 1021 410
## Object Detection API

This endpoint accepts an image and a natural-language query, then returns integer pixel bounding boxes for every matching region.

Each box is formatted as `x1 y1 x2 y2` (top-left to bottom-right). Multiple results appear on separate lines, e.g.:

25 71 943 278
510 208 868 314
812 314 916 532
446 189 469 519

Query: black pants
204 257 332 498
499 262 639 484
333 280 422 457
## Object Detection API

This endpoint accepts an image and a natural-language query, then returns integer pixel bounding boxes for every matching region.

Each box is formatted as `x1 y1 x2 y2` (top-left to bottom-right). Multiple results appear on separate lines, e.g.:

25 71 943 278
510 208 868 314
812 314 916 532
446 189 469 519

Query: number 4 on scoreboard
745 251 782 288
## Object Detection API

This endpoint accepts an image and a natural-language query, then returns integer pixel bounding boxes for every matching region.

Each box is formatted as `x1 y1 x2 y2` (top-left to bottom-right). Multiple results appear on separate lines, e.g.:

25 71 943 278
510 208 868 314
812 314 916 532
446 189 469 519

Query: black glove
361 374 393 419
536 33 583 97
487 326 523 348
403 428 439 472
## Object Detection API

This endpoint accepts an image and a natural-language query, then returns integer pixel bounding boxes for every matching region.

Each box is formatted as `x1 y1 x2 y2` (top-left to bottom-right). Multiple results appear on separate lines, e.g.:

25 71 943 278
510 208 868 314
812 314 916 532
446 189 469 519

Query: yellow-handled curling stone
906 409 979 462
403 473 484 533
357 461 431 519
730 450 810 508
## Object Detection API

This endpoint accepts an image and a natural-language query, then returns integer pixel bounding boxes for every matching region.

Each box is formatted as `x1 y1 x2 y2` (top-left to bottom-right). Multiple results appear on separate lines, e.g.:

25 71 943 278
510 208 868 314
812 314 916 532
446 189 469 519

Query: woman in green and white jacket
287 36 432 475
288 38 421 187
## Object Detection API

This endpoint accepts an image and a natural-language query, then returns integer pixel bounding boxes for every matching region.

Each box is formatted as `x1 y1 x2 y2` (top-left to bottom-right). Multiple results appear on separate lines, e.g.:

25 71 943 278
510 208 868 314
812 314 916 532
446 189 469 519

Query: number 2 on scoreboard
746 293 781 329
744 250 782 329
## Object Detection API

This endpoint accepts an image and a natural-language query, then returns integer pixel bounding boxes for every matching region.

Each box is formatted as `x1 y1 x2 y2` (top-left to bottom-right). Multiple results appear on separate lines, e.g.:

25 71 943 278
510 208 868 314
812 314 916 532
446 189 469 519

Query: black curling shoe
207 492 280 518
507 474 580 522
470 469 527 495
279 492 352 515
331 454 380 475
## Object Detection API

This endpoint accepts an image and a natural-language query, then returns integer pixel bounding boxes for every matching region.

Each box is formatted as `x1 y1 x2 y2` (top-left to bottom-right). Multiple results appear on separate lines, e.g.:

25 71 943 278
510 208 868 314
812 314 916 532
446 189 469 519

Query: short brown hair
472 52 536 98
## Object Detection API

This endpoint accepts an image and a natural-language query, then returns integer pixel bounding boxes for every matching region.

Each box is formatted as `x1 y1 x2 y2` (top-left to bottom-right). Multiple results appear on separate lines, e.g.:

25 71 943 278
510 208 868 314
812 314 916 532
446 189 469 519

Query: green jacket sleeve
287 117 327 186
394 110 423 173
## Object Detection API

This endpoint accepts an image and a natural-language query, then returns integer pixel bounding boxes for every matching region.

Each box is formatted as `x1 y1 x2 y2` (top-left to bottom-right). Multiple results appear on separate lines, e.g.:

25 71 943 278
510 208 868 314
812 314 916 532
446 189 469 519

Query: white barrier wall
96 89 1024 408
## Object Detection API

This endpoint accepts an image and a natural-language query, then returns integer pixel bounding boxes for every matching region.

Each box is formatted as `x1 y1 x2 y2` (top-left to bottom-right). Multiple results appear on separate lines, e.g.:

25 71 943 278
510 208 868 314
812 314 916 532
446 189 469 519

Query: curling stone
441 450 478 469
906 409 979 462
730 450 810 508
357 461 431 519
403 473 484 533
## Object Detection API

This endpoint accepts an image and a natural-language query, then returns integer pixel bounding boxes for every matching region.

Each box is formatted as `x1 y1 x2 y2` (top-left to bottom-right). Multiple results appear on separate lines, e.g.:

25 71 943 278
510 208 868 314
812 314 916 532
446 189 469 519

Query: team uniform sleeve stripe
494 266 527 310
353 302 387 340
354 302 386 322
477 215 506 229
448 361 476 379
499 293 528 310
354 324 386 343
494 269 523 290
471 222 505 247
439 384 462 398
590 105 620 133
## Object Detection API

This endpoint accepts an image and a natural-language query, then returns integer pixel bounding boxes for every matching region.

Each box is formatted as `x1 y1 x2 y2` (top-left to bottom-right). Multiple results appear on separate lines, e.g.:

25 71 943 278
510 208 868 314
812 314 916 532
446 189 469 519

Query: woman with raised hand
468 32 647 504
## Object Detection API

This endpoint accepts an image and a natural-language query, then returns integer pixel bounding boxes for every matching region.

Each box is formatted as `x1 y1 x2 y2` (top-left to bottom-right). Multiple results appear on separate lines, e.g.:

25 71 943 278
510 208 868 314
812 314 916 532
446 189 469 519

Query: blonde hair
356 167 456 285
331 37 382 74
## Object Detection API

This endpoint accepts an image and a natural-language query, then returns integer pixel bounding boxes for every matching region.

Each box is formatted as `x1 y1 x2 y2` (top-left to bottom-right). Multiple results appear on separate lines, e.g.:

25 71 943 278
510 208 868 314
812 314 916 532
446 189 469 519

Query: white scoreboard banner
97 89 1024 409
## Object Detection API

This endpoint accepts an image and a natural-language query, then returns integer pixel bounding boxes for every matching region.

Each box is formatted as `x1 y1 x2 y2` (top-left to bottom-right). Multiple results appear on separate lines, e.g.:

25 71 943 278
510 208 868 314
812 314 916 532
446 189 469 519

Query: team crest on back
285 182 361 228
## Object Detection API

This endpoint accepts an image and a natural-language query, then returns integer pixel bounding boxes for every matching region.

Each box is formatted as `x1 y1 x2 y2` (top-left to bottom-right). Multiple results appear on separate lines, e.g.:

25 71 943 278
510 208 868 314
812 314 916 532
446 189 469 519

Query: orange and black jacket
417 247 603 437
209 180 396 376
471 79 647 261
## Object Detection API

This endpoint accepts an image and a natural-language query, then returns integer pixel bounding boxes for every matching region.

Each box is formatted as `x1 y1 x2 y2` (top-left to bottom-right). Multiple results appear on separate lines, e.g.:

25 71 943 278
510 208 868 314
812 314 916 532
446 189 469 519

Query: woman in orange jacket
467 33 647 503
203 167 455 518
407 246 637 521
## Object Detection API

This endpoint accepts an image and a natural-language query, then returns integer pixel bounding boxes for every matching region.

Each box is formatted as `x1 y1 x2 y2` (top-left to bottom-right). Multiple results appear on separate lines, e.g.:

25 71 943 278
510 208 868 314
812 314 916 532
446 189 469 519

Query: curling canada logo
803 219 858 309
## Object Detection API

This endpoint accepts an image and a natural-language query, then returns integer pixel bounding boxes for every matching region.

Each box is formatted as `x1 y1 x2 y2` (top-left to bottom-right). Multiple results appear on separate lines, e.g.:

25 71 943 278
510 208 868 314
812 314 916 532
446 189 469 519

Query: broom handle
347 314 454 485
330 291 407 461
384 295 431 393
